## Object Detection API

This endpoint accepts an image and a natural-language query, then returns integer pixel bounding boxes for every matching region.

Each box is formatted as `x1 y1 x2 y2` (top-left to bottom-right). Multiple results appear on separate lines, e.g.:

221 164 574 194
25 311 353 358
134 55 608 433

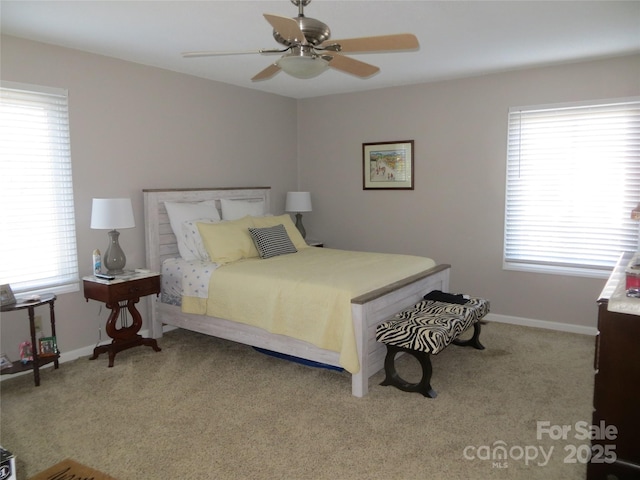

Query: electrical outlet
34 315 42 333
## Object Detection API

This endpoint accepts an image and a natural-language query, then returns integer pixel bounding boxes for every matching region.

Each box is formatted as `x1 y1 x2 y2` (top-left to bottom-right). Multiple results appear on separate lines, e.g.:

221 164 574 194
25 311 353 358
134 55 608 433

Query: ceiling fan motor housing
273 16 331 47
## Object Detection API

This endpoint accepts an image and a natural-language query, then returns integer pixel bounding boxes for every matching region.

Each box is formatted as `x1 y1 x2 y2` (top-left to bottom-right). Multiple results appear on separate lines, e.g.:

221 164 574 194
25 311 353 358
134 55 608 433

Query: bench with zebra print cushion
376 296 489 398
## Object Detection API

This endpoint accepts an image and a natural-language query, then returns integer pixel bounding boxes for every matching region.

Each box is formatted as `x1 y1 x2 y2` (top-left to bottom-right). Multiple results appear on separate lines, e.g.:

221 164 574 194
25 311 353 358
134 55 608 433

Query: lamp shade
285 192 312 213
90 198 135 230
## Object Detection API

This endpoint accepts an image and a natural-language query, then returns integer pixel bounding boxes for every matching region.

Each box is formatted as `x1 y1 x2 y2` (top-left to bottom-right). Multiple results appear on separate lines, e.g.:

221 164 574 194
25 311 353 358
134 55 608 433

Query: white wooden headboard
143 187 271 272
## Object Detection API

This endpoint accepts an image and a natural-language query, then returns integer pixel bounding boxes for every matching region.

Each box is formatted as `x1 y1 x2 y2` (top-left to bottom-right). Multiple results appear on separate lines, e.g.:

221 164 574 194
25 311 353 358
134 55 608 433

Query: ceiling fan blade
182 48 285 58
251 63 282 82
321 33 419 54
263 14 307 44
327 54 380 78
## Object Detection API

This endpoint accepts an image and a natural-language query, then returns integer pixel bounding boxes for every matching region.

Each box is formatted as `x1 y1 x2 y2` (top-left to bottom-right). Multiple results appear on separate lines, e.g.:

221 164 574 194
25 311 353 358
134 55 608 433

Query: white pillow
220 198 266 220
165 201 221 260
181 218 219 261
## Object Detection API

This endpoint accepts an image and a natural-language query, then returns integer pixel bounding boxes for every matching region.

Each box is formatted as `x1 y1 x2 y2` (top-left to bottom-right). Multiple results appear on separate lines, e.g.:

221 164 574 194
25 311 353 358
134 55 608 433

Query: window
0 81 79 294
504 98 640 277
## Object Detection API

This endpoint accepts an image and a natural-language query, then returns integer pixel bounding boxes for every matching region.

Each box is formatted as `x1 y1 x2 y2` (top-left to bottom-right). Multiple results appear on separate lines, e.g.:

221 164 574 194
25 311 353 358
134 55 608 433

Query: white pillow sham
181 218 218 261
220 198 266 220
165 201 221 260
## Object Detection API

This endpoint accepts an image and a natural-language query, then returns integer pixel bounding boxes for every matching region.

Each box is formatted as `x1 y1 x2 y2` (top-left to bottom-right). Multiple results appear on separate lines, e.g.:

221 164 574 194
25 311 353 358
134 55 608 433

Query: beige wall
1 33 639 362
297 54 640 330
0 35 298 359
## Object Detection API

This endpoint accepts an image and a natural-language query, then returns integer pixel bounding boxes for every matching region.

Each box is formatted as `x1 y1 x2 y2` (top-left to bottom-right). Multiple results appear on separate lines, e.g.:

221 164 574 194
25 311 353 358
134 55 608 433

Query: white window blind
504 98 640 277
0 81 79 294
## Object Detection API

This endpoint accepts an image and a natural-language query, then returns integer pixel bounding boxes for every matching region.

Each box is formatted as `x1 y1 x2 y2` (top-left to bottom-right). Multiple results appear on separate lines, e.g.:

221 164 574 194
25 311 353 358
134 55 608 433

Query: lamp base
104 229 127 275
295 213 306 239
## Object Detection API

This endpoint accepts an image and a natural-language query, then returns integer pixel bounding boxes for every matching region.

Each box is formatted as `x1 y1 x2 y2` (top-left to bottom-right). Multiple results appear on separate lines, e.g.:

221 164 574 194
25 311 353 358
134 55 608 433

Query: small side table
0 294 59 386
83 271 161 367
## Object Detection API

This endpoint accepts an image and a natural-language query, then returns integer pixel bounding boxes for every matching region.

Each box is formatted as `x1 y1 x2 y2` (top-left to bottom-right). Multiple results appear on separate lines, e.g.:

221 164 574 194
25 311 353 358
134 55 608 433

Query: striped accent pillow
248 224 298 259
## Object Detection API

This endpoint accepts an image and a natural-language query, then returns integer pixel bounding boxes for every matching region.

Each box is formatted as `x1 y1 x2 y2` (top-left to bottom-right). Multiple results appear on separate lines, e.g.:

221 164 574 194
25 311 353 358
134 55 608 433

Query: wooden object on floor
27 458 117 480
587 251 640 479
83 272 161 367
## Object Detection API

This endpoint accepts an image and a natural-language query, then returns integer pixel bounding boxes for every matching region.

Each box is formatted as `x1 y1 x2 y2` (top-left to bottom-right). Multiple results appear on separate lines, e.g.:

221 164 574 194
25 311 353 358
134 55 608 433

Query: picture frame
363 140 414 190
19 341 33 364
0 284 16 307
39 336 58 357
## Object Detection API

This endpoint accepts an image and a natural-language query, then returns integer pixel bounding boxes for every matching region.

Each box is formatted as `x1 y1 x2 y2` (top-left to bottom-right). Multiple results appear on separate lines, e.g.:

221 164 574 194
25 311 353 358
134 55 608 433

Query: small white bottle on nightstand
92 249 101 274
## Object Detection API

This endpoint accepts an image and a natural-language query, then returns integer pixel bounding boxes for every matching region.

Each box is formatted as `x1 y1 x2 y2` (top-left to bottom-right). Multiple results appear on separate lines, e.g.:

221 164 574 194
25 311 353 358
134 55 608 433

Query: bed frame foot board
350 264 451 397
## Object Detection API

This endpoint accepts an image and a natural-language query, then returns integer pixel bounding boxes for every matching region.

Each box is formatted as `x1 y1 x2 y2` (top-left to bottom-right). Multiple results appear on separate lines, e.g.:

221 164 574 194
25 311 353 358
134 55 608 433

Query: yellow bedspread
181 248 436 373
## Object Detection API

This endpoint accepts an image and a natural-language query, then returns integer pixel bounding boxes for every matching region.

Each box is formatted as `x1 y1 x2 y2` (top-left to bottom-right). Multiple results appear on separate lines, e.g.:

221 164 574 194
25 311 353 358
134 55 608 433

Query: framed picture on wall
363 140 414 190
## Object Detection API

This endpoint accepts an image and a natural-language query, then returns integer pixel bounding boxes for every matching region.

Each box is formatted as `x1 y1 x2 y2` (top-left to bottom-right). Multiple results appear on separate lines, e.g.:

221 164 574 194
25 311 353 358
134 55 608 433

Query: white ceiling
2 1 639 99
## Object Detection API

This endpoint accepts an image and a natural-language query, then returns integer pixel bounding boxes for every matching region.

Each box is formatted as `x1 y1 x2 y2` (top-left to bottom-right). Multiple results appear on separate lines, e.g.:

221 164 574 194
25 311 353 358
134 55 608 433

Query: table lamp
91 198 135 275
285 192 312 239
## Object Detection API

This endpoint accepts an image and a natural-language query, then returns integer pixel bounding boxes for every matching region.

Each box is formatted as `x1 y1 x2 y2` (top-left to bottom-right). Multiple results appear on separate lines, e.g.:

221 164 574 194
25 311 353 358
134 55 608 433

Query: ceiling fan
182 0 419 81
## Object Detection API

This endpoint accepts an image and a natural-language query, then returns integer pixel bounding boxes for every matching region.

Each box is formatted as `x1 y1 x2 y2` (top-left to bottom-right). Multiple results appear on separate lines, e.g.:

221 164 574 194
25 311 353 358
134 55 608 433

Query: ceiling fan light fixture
276 54 329 79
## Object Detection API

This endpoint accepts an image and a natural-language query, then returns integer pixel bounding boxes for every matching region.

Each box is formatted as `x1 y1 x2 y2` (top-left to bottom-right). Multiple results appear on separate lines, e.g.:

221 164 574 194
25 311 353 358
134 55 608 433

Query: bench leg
380 345 437 398
452 321 485 350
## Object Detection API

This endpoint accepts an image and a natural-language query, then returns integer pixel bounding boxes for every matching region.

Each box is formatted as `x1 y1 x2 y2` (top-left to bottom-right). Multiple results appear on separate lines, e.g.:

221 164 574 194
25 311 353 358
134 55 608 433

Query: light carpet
0 322 594 479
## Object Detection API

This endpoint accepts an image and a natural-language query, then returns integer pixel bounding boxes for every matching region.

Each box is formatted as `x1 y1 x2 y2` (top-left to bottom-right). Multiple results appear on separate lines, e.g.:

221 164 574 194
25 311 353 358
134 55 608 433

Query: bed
143 187 451 397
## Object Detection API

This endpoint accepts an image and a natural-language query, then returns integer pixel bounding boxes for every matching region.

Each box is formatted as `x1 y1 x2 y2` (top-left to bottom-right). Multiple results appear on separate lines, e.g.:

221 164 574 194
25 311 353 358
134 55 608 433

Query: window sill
503 262 611 279
14 281 80 298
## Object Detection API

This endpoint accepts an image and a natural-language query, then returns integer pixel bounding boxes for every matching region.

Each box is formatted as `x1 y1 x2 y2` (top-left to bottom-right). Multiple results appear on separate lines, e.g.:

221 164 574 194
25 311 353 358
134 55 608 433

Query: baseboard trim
2 318 594 383
0 325 177 382
485 313 597 336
